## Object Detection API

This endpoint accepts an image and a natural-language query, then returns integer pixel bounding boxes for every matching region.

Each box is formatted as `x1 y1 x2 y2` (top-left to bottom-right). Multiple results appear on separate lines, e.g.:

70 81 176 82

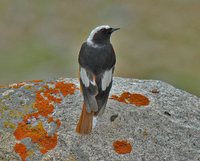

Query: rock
0 77 200 161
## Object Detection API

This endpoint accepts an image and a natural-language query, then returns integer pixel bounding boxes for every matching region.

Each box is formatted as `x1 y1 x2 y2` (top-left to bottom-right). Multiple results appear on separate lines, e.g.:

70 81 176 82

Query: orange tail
76 103 94 134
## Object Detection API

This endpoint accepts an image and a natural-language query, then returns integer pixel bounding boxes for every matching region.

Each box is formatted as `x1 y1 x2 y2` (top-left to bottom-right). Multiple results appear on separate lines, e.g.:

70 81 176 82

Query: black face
93 28 115 44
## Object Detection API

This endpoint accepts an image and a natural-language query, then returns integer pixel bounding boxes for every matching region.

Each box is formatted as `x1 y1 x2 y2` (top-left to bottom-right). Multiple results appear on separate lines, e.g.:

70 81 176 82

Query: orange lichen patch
40 148 48 154
14 122 58 153
47 117 61 127
55 82 77 96
55 119 61 128
34 92 54 117
28 80 44 83
47 117 61 128
113 140 132 154
43 86 60 94
34 82 76 117
14 143 28 161
43 90 62 103
23 112 39 122
47 117 54 123
27 80 44 86
38 134 57 152
111 92 150 106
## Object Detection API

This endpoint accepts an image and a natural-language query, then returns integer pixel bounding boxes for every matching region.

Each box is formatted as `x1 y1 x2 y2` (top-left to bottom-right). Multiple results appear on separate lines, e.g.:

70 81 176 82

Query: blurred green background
0 0 199 96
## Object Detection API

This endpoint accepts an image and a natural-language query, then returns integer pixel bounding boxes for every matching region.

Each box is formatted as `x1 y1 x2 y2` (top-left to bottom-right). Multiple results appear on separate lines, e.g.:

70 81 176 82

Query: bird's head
87 25 120 46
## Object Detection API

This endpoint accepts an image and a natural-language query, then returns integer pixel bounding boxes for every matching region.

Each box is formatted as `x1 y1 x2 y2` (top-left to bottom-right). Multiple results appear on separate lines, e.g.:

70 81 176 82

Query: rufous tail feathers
76 103 94 134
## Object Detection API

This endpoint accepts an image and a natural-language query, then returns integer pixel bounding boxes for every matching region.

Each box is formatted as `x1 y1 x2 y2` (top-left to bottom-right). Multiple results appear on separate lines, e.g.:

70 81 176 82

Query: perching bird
76 25 119 134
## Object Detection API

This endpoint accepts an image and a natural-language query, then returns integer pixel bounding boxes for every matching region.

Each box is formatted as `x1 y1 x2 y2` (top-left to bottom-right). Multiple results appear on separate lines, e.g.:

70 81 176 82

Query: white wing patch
80 67 96 87
80 67 89 87
81 66 113 90
101 68 113 91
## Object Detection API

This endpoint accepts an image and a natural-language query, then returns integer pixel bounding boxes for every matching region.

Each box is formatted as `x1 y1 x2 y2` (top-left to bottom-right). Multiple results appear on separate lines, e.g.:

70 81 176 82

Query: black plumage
76 25 119 134
79 42 116 115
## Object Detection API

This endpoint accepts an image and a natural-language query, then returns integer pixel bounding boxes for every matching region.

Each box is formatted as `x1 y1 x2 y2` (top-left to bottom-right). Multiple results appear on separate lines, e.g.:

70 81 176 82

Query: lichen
0 110 5 118
8 110 23 119
21 104 35 114
24 85 33 90
111 92 150 106
3 121 16 129
9 82 25 89
14 143 28 161
55 82 76 96
1 106 9 111
28 80 44 83
143 128 148 139
13 80 77 161
0 105 8 119
14 122 58 155
0 105 6 119
113 140 132 154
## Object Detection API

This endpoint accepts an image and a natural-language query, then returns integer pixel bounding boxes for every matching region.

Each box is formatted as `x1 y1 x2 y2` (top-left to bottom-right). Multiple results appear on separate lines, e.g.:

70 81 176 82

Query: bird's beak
111 28 120 32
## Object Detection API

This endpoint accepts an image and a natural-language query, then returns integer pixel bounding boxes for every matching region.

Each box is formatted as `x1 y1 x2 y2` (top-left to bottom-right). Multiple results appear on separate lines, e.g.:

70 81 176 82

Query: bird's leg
92 116 98 128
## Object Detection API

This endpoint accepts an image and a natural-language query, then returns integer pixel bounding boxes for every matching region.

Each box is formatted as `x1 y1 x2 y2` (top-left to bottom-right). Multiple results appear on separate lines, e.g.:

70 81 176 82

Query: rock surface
0 77 200 161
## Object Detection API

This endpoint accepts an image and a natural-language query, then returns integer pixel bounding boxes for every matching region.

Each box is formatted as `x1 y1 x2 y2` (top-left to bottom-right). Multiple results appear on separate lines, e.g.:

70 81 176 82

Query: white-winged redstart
76 25 119 134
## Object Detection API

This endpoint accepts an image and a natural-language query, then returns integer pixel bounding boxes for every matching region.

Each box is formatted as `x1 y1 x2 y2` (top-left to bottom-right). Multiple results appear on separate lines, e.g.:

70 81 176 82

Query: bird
76 25 119 134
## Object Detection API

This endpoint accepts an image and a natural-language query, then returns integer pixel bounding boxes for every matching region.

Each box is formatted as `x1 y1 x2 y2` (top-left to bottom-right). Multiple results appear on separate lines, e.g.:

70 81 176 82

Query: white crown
87 25 110 47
